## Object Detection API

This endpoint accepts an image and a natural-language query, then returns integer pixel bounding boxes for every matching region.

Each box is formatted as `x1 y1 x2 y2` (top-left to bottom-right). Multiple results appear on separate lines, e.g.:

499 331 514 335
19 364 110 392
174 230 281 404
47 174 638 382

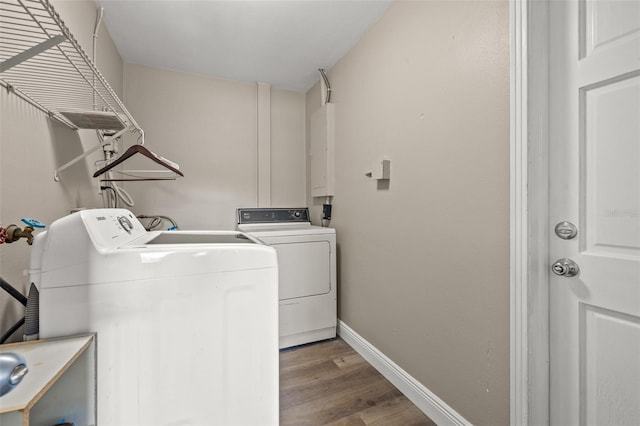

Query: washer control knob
118 215 134 233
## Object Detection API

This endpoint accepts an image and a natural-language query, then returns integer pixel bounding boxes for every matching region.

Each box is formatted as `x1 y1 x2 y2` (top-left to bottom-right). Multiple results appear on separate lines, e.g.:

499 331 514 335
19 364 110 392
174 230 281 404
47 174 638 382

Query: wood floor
280 338 435 426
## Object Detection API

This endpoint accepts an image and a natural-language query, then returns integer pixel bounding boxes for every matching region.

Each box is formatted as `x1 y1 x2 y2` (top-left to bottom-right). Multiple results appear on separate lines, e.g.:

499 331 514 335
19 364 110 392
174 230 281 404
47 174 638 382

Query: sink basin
0 352 28 397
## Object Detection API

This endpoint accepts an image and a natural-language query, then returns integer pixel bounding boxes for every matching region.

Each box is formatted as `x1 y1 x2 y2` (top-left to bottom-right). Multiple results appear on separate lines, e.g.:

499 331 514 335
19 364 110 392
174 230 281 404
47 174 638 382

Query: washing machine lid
32 209 277 288
65 209 261 250
136 231 257 246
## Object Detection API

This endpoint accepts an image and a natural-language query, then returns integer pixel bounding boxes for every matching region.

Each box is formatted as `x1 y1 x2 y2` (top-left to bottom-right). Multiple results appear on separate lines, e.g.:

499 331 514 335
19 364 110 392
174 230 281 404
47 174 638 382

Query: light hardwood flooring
280 338 435 425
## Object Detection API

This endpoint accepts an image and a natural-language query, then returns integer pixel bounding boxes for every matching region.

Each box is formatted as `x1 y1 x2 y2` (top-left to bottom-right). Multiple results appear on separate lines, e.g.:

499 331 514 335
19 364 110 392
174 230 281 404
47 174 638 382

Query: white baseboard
338 320 472 426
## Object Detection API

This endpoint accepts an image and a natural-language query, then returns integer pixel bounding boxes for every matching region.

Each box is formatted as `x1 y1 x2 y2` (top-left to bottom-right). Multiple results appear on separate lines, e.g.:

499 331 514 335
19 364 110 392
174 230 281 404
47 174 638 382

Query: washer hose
23 283 39 341
0 277 27 344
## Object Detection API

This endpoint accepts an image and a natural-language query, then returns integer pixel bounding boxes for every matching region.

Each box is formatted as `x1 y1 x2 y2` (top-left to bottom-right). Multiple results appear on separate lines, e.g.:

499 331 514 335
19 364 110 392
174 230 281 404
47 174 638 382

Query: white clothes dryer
237 208 336 349
30 209 278 426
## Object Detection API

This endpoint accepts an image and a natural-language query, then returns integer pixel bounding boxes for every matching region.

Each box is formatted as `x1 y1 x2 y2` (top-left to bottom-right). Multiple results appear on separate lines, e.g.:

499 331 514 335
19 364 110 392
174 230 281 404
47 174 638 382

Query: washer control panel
237 208 310 224
81 209 147 249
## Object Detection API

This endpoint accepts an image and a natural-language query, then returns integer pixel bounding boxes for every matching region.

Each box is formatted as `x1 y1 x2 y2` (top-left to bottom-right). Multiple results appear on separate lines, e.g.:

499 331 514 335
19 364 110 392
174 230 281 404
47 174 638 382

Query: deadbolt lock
555 221 578 240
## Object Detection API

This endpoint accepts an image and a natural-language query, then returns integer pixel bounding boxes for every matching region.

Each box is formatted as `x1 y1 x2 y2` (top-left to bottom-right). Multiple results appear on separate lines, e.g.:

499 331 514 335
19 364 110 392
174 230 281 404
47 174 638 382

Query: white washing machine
237 208 336 349
29 208 279 426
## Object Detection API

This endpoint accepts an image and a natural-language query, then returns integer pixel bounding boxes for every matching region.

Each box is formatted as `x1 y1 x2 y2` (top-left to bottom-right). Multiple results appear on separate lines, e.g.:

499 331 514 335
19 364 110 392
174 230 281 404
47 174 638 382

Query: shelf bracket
0 35 66 73
53 126 130 182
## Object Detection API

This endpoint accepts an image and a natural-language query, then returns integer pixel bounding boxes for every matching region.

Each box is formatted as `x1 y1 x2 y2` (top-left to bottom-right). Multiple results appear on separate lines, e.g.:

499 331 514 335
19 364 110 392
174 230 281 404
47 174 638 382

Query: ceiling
96 0 393 93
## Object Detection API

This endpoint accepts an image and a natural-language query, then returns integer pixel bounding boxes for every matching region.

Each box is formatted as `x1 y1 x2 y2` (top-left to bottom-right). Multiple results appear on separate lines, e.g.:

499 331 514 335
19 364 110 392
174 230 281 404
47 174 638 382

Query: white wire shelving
0 0 140 133
0 0 186 182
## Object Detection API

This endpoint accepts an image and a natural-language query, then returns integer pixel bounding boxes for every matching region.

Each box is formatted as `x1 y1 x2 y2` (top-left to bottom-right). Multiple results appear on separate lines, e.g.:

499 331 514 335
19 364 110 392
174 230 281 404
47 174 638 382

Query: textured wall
121 63 306 230
306 1 510 424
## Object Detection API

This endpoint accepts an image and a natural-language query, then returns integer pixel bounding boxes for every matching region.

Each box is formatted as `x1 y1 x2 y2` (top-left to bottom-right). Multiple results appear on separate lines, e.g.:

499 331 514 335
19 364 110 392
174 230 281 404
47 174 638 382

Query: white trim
510 1 551 425
525 0 551 424
510 0 530 424
257 81 271 207
338 320 472 426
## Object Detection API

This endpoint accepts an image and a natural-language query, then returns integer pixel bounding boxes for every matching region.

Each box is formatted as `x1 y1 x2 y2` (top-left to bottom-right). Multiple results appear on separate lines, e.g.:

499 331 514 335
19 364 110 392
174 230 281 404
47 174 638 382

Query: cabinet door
310 103 335 197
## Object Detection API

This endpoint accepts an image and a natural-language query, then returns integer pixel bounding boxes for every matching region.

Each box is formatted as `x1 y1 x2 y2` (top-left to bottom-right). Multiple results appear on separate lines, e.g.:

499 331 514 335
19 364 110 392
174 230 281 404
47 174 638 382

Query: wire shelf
0 0 140 133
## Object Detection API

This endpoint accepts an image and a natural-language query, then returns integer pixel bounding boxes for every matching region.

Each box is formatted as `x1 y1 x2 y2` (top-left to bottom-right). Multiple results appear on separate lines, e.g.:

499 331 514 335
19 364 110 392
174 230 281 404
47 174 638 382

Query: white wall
121 63 306 230
0 0 123 342
271 90 306 208
306 1 510 425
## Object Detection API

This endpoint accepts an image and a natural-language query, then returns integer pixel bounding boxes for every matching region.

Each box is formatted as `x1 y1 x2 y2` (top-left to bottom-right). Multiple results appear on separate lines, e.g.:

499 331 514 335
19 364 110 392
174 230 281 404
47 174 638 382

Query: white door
549 0 640 425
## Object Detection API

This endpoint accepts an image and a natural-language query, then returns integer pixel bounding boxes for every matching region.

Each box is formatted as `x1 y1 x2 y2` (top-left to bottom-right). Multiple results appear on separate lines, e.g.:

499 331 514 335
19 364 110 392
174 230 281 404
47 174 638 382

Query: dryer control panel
237 208 310 224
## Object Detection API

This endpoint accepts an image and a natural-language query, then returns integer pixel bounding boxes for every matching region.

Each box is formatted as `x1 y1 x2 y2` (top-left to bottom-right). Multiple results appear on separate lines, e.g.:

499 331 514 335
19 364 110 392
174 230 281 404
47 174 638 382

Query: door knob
551 258 580 277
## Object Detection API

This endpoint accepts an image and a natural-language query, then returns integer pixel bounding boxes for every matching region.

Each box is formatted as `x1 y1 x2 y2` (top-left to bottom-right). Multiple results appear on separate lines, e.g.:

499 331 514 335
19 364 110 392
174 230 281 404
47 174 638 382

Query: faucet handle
21 218 46 228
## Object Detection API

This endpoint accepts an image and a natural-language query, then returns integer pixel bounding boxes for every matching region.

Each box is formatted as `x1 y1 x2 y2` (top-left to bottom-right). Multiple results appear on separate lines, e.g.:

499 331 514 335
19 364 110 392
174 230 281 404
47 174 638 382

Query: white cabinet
310 103 335 198
0 335 96 426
